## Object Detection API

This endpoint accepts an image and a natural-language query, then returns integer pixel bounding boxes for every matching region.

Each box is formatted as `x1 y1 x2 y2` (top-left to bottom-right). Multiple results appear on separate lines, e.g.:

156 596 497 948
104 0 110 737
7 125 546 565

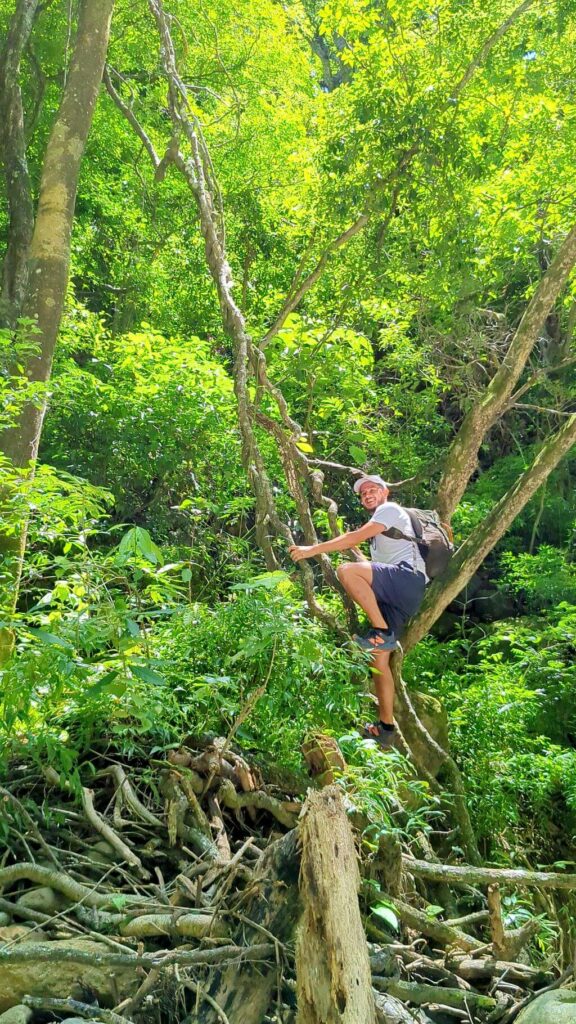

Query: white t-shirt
369 501 428 578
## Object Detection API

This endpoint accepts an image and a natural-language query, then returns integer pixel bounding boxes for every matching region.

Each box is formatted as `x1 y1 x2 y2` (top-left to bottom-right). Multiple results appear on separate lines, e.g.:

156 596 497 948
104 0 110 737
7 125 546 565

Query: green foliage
42 308 245 542
500 547 576 609
151 582 365 769
406 604 576 853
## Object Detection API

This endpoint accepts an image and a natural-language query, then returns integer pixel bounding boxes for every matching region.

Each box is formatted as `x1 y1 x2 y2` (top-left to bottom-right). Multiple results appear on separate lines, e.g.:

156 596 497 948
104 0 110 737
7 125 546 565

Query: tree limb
436 221 576 520
449 0 536 102
403 857 576 891
407 413 576 648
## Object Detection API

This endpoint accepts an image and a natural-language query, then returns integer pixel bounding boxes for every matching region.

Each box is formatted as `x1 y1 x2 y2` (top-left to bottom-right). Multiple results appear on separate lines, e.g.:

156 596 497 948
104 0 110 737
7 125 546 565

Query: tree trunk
436 221 576 522
296 786 376 1024
1 0 115 470
202 829 301 1023
0 0 115 631
0 0 38 325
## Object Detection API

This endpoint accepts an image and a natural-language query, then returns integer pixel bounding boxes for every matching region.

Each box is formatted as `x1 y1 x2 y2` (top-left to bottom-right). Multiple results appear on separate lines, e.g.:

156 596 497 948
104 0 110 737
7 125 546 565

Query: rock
454 574 484 604
471 588 516 622
0 1005 33 1024
0 938 138 1012
88 840 123 864
516 989 576 1024
0 926 46 944
60 1020 107 1024
16 887 66 914
431 611 460 641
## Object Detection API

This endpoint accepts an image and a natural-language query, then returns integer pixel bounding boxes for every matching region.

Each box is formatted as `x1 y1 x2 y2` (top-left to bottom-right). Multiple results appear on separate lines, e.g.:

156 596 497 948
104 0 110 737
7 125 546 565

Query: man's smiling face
358 482 388 511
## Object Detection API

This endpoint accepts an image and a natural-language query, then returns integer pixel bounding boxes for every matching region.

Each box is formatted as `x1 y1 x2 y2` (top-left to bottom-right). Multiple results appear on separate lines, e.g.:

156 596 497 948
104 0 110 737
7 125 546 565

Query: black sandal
361 721 397 750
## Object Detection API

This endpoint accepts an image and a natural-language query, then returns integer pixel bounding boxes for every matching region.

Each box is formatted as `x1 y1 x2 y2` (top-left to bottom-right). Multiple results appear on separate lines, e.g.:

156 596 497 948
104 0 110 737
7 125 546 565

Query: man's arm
288 521 386 562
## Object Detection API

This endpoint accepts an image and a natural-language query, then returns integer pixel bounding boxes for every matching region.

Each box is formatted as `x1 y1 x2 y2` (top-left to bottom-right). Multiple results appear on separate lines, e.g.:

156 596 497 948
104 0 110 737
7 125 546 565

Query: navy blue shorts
370 561 426 636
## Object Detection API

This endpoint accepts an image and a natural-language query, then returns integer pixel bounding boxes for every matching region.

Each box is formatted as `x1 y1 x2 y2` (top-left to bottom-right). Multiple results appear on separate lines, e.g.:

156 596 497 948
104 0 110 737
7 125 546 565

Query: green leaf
350 444 367 464
27 628 74 650
425 904 444 918
231 571 290 591
372 903 399 931
118 527 163 565
130 664 166 686
84 669 121 697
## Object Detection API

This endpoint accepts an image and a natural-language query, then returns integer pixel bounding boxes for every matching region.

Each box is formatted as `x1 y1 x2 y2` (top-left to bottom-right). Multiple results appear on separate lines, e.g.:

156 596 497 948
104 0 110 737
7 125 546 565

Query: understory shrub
406 604 576 855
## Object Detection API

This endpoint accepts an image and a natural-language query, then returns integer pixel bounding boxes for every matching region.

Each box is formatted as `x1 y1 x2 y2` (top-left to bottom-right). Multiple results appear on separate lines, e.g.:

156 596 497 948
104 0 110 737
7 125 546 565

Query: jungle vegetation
1 1 576 1021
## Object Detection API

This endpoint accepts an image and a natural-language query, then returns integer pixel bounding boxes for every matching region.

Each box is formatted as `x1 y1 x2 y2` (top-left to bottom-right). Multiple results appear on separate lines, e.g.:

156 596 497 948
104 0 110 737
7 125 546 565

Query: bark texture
296 786 376 1024
0 0 114 639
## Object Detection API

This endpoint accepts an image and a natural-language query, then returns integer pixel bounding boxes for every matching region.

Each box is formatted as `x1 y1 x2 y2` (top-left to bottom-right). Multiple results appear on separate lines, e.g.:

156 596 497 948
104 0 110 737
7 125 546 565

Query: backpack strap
384 519 429 562
405 509 424 542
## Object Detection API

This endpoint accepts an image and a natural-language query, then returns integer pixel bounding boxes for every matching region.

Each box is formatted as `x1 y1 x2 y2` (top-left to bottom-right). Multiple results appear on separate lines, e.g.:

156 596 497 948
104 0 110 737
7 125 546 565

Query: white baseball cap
353 474 389 494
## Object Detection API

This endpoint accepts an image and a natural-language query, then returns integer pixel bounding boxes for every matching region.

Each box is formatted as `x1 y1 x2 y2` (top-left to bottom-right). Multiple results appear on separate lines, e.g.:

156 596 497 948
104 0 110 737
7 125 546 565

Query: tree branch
103 65 160 169
403 856 576 891
449 0 536 102
436 220 576 521
406 413 576 649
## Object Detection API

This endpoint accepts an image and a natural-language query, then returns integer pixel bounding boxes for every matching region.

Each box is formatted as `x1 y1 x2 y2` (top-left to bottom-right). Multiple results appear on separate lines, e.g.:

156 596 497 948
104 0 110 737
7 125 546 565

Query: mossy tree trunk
0 0 115 648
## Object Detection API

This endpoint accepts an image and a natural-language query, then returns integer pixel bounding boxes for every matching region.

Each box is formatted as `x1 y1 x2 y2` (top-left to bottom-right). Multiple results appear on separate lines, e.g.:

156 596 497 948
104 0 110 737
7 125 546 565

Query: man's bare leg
336 563 388 629
371 650 394 724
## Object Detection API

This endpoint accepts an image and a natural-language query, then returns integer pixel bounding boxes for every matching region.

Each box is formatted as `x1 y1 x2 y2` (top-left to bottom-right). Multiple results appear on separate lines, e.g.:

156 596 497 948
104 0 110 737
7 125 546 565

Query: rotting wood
301 732 346 786
201 829 301 1024
373 989 433 1024
296 786 376 1024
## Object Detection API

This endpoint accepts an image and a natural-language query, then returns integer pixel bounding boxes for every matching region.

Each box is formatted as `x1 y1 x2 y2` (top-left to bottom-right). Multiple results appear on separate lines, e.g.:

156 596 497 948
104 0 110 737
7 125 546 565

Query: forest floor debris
0 736 574 1024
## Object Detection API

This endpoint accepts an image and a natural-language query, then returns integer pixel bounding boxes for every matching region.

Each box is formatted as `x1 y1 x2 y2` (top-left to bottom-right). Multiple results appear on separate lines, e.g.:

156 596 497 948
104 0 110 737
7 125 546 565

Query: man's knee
337 562 354 585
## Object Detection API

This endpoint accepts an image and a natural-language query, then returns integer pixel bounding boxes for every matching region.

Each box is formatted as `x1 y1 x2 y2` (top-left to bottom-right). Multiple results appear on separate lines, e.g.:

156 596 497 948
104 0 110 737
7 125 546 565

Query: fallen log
374 977 497 1012
119 911 228 939
373 989 433 1024
449 956 554 986
0 941 275 969
393 899 483 951
0 864 142 910
403 858 576 891
296 786 376 1023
